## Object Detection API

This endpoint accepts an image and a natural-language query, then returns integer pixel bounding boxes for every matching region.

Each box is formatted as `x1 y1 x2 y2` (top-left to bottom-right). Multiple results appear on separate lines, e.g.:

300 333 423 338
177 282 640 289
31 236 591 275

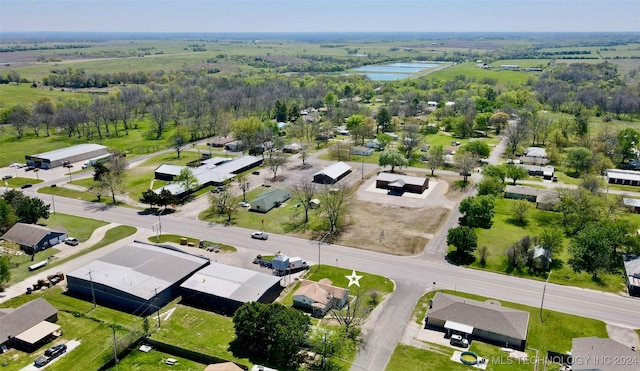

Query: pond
348 61 442 81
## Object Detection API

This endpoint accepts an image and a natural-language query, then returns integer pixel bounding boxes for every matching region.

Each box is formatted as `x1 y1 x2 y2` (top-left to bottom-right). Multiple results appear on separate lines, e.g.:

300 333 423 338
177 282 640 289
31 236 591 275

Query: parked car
34 355 50 367
65 238 79 246
450 334 469 348
1 175 12 180
21 183 33 189
44 344 67 358
251 231 269 240
239 201 250 208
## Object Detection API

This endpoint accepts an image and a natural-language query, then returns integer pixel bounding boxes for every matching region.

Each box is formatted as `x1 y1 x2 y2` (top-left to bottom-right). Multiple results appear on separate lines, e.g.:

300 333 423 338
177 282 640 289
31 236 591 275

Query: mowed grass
425 62 533 86
468 198 630 293
147 233 236 252
393 290 609 371
105 349 206 371
0 287 145 371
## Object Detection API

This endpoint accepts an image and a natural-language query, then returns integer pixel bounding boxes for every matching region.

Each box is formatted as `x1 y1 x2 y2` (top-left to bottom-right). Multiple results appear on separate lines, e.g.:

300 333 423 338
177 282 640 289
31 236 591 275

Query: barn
249 188 291 213
180 262 283 314
66 241 209 316
607 169 640 187
25 144 109 169
376 172 429 194
313 162 351 184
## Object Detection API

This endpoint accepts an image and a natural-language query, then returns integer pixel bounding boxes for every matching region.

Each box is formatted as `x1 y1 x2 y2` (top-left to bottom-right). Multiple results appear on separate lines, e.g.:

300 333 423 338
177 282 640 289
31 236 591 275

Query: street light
317 232 331 271
539 270 552 323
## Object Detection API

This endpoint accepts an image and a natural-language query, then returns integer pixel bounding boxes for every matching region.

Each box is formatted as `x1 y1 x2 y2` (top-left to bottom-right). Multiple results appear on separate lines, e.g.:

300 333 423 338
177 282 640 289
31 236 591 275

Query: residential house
623 255 640 297
249 189 291 213
516 164 555 179
376 172 429 194
524 147 546 158
351 146 374 156
607 169 640 187
504 185 559 210
282 143 302 154
1 223 68 255
364 139 382 149
425 292 530 350
623 198 640 213
571 337 638 371
293 279 349 318
207 136 235 148
0 298 59 351
313 162 352 184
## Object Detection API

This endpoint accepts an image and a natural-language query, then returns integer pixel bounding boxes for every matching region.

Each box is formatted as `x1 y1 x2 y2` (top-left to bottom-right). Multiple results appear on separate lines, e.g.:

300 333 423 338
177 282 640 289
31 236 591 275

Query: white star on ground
345 270 363 287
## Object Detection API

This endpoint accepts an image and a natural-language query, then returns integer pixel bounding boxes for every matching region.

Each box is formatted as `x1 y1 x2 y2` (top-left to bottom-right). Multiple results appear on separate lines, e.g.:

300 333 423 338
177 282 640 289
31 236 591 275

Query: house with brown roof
0 298 59 351
1 223 68 255
293 279 349 318
504 185 559 211
571 337 638 371
376 172 429 194
425 292 530 350
623 254 640 297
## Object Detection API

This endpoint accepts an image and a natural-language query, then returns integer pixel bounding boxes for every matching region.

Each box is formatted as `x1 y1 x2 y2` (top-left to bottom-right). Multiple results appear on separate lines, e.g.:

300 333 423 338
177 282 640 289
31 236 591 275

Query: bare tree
401 122 422 159
319 185 352 233
330 291 372 335
427 144 445 177
8 104 31 139
527 114 551 147
32 97 55 136
171 126 190 159
267 156 288 180
149 90 172 139
505 122 529 157
454 152 477 184
98 154 127 204
291 180 317 225
236 175 250 202
208 188 239 223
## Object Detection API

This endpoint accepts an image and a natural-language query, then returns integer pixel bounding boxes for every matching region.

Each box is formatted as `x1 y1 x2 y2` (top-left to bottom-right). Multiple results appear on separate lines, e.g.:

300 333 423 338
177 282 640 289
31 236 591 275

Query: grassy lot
148 301 252 368
147 233 236 252
467 198 630 293
38 184 135 208
3 177 44 188
395 289 609 371
425 62 534 87
0 84 82 108
0 287 145 371
105 348 206 371
306 265 395 297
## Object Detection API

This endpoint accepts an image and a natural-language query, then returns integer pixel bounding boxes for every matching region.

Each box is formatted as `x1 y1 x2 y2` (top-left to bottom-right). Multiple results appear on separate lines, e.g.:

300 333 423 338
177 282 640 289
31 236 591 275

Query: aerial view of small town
0 1 639 370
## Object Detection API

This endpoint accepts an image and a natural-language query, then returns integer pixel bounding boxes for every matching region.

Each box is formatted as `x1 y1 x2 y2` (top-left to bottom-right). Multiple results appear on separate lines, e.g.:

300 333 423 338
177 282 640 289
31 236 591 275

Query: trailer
82 154 111 169
272 253 309 275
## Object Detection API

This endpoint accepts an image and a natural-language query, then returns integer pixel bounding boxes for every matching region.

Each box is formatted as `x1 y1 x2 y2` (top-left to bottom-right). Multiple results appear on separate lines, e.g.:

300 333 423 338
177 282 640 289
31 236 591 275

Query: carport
444 320 473 337
14 321 61 348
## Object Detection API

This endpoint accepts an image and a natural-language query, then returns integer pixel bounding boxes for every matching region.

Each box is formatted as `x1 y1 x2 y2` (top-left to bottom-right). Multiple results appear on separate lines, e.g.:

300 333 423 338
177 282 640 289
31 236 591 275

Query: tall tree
489 112 510 135
401 122 422 159
175 167 199 194
291 180 316 225
569 221 622 279
447 226 478 257
459 195 495 229
504 122 529 157
171 126 190 159
319 185 352 233
208 187 238 223
379 148 408 172
460 140 490 158
454 152 477 184
376 107 391 133
505 164 529 185
427 144 444 177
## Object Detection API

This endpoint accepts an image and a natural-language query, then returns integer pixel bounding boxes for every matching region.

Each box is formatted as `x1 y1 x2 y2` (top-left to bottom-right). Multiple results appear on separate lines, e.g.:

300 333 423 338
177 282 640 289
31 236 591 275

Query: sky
1 0 639 34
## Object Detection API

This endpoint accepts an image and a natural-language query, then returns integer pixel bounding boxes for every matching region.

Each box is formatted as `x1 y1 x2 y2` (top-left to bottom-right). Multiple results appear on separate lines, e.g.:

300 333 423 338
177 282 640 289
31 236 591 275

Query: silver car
251 231 269 240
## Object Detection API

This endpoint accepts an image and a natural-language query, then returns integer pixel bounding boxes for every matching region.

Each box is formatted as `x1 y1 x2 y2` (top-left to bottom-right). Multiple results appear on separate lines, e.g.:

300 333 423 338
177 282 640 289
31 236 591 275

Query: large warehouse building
180 262 283 314
66 241 209 316
25 144 109 169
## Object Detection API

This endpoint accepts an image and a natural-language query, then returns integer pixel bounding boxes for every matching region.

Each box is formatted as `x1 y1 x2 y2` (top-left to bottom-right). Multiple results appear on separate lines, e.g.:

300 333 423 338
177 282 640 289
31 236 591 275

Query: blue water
349 61 441 81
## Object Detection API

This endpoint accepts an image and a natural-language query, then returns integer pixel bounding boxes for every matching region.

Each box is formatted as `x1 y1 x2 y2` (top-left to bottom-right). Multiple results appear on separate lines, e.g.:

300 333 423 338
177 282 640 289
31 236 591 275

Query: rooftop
314 161 351 180
27 144 107 161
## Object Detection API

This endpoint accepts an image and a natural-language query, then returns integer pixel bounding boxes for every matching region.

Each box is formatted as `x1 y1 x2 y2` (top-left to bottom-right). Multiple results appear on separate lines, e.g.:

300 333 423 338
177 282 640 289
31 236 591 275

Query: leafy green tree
454 152 477 184
566 147 593 173
505 164 529 185
459 195 495 229
617 128 640 163
0 256 10 287
15 197 50 224
232 116 263 153
157 188 177 210
427 144 445 176
379 148 408 172
208 187 238 223
376 107 391 133
447 226 478 256
538 228 564 255
233 302 311 368
376 133 392 151
0 198 17 233
556 188 606 236
175 167 199 194
482 164 507 183
489 112 510 134
460 140 491 158
476 176 505 196
510 200 530 226
569 221 624 279
171 126 190 159
140 189 160 210
274 100 288 123
93 161 109 182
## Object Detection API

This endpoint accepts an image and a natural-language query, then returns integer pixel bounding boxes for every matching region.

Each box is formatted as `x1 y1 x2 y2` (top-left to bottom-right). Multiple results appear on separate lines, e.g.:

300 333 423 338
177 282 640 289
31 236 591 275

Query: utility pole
361 158 364 181
112 325 119 365
318 232 331 272
88 269 96 310
539 271 552 323
155 288 161 328
51 194 56 215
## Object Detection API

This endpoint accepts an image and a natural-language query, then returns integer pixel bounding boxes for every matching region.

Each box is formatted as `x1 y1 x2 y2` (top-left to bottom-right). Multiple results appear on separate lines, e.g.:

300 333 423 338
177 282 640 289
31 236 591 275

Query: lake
349 62 442 81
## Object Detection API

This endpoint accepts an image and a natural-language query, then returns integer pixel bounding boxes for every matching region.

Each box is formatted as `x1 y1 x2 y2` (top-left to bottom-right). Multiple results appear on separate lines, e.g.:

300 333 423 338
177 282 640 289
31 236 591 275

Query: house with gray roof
571 337 638 371
180 262 283 314
25 143 108 169
0 298 59 351
66 241 209 316
1 223 68 255
249 188 291 213
313 162 352 184
623 255 640 297
351 146 374 156
504 185 559 210
425 292 530 350
376 172 429 194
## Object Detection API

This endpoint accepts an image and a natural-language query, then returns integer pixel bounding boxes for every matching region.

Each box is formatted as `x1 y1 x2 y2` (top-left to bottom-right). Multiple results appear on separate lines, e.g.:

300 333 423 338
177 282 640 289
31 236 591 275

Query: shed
250 188 291 213
293 279 349 318
1 223 68 255
180 262 283 314
25 144 109 169
313 162 352 184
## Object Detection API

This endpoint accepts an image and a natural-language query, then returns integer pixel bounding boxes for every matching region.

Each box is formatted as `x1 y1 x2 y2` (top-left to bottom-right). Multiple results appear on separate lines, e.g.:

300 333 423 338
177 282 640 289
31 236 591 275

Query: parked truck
82 154 111 169
272 253 309 275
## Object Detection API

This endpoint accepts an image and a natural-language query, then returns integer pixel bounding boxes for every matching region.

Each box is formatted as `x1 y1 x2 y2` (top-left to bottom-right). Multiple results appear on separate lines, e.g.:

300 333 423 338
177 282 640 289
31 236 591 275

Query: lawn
466 198 629 293
0 287 145 371
147 233 236 252
105 348 206 371
395 289 609 371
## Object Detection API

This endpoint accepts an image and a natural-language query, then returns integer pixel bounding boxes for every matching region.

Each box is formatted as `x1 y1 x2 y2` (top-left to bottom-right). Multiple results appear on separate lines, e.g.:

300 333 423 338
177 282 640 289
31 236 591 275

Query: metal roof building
376 172 429 194
313 161 352 184
25 144 109 169
66 241 209 316
0 298 59 351
249 188 291 213
607 169 640 187
180 262 283 314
